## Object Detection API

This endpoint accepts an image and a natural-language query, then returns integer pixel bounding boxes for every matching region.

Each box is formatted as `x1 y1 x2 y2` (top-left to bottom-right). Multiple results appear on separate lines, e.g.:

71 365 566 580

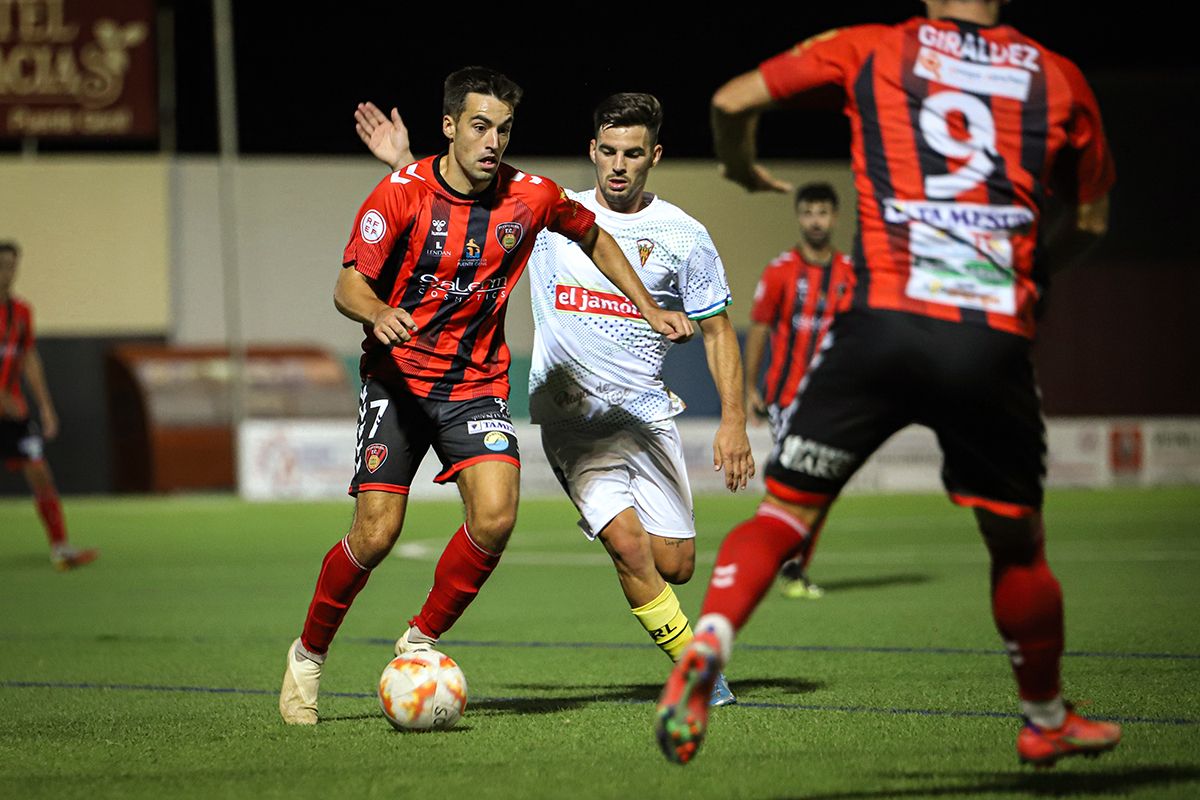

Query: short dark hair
795 182 839 210
443 67 523 119
0 241 19 258
593 93 663 145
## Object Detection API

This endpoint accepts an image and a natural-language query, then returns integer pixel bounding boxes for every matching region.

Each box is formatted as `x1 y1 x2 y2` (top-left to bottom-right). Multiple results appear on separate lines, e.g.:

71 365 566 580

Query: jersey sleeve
342 175 414 280
680 228 732 320
749 260 784 325
1053 54 1116 204
542 180 597 242
758 25 887 102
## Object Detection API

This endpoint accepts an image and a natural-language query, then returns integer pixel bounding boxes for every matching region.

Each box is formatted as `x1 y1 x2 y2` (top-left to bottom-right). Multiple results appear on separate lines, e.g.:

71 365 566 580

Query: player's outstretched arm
711 70 792 194
699 312 755 491
354 102 415 171
334 267 418 346
578 225 693 342
742 322 771 426
22 347 59 440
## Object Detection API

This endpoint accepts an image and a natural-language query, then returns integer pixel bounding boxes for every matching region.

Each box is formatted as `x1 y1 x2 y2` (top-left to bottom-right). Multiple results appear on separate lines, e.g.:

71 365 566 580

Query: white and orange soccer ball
377 650 468 731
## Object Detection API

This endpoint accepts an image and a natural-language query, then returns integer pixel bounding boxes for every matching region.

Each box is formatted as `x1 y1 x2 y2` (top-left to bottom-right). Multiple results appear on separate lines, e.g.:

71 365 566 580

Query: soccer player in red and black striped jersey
657 0 1121 767
0 242 98 571
280 67 692 726
744 183 855 600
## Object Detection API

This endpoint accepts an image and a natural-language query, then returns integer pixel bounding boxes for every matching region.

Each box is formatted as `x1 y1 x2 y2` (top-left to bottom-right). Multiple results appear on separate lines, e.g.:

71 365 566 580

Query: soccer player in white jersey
356 93 754 706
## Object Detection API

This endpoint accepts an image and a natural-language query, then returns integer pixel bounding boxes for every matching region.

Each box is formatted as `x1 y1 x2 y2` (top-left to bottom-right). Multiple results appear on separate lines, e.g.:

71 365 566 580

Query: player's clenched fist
645 308 693 342
371 306 419 346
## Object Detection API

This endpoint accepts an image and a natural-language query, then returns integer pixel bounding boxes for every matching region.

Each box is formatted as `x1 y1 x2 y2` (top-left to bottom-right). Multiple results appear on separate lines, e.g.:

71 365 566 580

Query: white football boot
279 638 321 725
394 625 437 656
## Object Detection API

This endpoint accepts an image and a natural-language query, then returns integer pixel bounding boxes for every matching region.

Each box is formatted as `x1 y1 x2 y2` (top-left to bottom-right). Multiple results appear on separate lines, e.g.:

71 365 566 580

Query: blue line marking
2 679 1196 726
348 637 1200 662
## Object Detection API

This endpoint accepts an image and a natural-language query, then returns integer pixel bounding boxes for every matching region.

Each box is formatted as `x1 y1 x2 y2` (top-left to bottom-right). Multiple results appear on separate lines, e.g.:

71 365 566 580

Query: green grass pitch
2 487 1199 799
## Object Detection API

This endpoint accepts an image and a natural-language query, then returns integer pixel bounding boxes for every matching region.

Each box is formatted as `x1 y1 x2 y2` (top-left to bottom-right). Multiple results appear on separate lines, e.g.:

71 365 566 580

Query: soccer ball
378 650 468 731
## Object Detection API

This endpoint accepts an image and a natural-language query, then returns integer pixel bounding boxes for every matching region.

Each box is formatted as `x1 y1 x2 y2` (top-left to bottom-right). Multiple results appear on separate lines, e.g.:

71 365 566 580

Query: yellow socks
631 584 694 662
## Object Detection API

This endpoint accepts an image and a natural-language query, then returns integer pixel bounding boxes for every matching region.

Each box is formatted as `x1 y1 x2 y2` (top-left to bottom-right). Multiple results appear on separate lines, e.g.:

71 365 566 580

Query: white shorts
540 419 695 541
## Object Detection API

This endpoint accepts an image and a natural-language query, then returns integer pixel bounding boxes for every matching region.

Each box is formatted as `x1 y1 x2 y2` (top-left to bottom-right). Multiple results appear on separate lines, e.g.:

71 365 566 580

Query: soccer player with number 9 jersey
657 0 1121 769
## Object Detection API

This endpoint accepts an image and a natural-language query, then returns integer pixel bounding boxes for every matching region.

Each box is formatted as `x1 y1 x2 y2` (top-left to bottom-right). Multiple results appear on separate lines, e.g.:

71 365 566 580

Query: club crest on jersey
364 443 388 473
360 210 386 243
636 238 655 267
495 222 524 252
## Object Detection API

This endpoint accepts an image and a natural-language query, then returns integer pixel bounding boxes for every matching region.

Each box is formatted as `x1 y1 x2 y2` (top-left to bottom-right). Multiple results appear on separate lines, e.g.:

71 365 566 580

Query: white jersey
528 189 731 432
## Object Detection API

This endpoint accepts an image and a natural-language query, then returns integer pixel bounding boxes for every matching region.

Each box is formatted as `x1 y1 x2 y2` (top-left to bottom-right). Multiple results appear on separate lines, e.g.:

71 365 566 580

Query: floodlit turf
1 487 1199 799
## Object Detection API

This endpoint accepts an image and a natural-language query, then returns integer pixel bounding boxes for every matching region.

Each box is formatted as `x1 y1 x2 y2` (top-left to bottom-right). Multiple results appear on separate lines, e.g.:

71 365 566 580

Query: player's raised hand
644 308 694 342
355 102 414 170
371 306 419 347
719 162 793 194
713 420 755 492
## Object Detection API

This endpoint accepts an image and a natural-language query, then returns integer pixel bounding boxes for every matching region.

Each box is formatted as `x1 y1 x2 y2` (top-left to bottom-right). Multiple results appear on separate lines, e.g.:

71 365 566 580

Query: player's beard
802 228 831 249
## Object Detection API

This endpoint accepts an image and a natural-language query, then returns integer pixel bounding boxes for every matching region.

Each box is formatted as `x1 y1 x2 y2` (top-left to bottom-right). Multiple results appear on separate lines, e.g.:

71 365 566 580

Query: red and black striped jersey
759 17 1115 338
750 249 855 408
0 296 34 417
342 154 596 401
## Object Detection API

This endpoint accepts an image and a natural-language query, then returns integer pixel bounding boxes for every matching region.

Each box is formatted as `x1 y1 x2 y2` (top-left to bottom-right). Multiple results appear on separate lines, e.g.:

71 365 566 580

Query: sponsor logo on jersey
495 222 524 252
360 210 386 243
431 219 448 237
492 397 510 417
777 435 855 480
883 199 1034 231
467 419 517 436
483 431 510 452
914 45 1032 100
418 274 507 301
364 443 388 473
636 238 655 266
464 238 481 259
554 284 643 320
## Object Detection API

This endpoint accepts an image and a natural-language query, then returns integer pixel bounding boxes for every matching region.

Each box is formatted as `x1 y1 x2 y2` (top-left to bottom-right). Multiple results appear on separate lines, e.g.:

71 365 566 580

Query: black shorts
765 309 1046 517
0 417 44 467
349 378 521 495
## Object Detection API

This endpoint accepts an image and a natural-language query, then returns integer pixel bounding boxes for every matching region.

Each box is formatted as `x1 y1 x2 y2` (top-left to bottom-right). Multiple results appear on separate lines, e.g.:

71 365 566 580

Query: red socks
412 524 501 639
34 489 67 547
986 518 1064 701
701 503 809 630
301 537 371 655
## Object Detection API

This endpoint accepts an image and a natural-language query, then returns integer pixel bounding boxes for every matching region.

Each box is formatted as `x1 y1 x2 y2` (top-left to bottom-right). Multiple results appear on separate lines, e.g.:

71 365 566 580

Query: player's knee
465 507 517 552
348 506 404 563
602 522 655 578
976 509 1043 564
658 558 694 585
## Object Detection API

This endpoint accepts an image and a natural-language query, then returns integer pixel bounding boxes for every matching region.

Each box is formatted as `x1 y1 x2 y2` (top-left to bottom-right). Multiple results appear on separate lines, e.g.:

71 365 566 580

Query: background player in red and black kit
743 183 855 599
280 67 691 725
0 242 98 571
657 0 1121 767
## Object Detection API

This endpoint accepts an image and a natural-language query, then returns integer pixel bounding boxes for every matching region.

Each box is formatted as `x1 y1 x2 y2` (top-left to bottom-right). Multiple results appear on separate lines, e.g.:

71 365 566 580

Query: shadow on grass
469 677 825 715
780 764 1200 799
814 573 933 593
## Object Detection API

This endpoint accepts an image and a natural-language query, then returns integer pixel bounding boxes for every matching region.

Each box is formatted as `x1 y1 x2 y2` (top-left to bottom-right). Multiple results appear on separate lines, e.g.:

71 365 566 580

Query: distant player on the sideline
356 93 754 707
656 0 1121 768
279 67 692 726
744 183 855 599
0 241 98 571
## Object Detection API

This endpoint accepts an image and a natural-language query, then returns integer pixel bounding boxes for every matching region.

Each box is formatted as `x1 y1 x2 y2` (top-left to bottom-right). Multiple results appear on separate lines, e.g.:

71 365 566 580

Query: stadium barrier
237 417 1200 501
